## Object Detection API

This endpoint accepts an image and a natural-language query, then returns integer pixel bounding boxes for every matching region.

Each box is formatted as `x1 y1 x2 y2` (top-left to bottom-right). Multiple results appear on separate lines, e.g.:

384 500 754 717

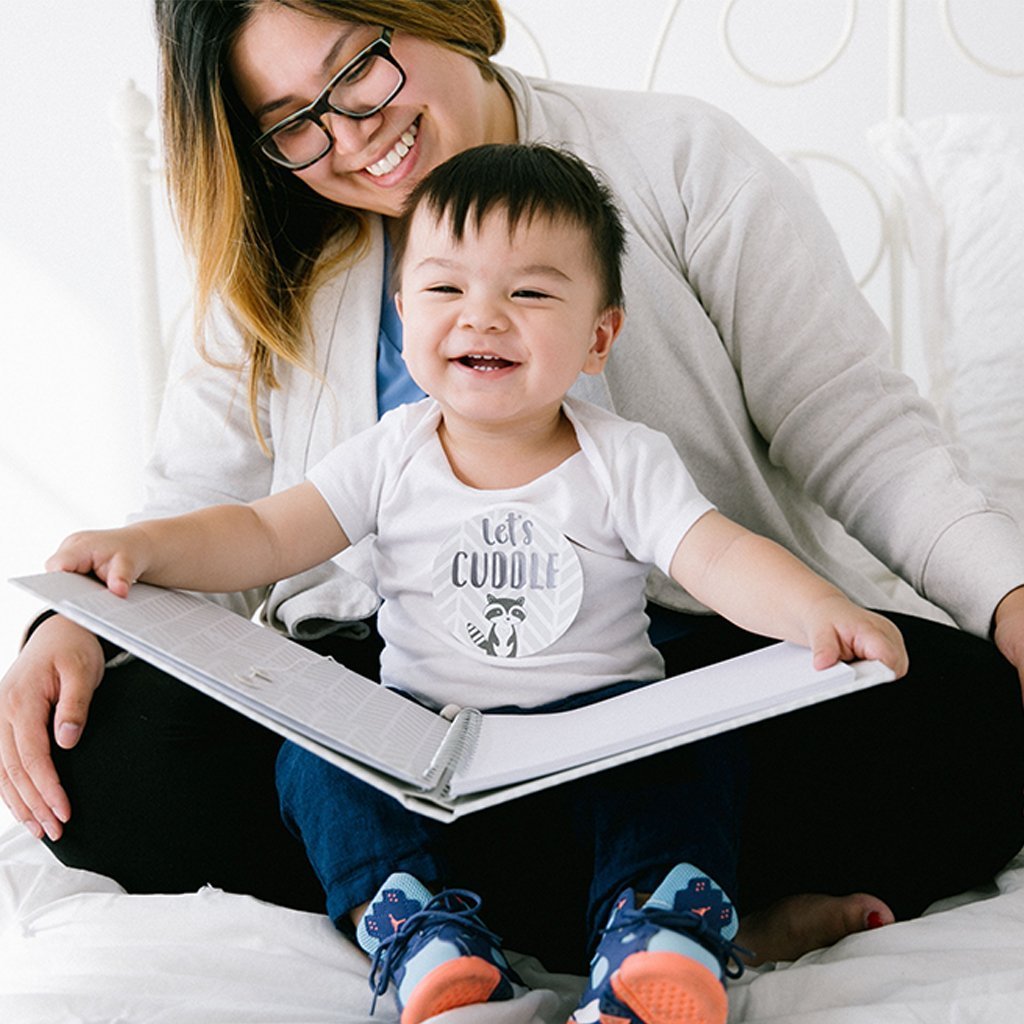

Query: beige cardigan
140 67 1024 640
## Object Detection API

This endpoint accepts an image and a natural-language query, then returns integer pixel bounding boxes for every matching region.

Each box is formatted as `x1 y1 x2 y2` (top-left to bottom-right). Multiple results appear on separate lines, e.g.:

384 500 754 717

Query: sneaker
356 872 521 1023
569 864 746 1024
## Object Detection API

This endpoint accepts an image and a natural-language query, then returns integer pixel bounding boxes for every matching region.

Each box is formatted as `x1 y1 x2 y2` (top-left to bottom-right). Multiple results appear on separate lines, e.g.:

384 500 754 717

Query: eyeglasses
252 26 406 171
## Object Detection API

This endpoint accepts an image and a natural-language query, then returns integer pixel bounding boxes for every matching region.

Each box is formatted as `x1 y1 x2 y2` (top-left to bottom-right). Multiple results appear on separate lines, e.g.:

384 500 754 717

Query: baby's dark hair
390 143 626 309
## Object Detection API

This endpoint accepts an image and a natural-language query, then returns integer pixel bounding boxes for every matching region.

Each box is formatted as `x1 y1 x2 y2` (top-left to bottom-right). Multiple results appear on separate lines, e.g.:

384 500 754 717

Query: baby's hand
46 527 149 599
806 596 909 677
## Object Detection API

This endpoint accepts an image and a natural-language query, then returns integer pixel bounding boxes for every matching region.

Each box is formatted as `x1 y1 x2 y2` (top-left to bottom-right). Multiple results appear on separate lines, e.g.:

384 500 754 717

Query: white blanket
1 823 1022 1023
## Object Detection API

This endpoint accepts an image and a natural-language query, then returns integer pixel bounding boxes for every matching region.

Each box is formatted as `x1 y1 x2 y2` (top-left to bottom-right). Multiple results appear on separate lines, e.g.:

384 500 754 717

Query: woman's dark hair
152 0 507 448
391 143 626 309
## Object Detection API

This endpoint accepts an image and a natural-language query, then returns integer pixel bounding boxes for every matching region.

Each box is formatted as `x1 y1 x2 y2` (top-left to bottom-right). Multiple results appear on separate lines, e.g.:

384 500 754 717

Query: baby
49 143 906 1024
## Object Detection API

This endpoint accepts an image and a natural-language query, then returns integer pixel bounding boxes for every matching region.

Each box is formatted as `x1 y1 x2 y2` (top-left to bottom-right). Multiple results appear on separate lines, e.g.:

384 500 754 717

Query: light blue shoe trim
356 875 520 1016
395 937 463 1005
648 928 721 976
647 863 739 941
356 872 433 956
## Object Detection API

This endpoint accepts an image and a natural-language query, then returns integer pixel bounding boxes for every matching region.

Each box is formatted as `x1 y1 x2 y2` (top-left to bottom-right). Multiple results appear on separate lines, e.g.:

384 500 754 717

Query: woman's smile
364 117 419 178
230 6 516 218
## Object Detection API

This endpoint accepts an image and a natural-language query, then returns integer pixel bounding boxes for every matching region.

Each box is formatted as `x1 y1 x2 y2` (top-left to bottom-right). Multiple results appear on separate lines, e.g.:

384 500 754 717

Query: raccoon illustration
466 594 527 658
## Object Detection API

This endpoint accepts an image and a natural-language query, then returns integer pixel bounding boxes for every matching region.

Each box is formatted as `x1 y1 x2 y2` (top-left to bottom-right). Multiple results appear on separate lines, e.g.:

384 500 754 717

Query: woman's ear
395 291 404 321
582 305 624 375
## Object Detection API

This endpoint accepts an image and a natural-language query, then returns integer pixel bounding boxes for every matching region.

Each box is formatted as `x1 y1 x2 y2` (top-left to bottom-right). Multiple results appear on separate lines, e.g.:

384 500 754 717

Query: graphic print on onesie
432 507 584 659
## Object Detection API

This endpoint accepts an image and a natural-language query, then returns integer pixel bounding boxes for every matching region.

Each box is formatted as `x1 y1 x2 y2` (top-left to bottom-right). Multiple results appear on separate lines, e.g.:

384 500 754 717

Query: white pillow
869 115 1024 525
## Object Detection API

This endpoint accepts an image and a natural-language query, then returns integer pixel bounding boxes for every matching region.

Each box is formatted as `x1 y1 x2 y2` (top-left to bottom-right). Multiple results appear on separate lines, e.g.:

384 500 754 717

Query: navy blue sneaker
569 864 746 1024
356 872 522 1023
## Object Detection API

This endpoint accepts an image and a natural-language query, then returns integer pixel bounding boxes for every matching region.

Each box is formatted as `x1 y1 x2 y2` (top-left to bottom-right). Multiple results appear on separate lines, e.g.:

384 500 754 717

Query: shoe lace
603 905 751 980
367 888 502 1014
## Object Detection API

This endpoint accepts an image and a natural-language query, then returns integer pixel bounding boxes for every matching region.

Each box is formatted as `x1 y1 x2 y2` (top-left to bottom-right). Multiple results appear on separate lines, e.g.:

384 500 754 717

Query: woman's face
229 4 517 218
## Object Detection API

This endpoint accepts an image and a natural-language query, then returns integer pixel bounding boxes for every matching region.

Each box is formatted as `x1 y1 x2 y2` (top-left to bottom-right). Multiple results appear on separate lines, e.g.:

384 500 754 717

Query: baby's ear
583 305 624 374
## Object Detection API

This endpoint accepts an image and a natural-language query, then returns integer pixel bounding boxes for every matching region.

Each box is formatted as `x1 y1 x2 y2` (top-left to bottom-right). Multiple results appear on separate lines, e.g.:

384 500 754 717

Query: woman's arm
46 482 350 598
680 135 1024 638
671 510 908 675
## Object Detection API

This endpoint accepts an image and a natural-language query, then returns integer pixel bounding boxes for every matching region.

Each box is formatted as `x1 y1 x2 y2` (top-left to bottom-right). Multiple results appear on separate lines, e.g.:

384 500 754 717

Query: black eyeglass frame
252 26 406 171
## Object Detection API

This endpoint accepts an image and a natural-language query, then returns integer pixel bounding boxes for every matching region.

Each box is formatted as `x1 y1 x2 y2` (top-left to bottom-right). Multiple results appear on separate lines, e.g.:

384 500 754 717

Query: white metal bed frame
109 0 1024 448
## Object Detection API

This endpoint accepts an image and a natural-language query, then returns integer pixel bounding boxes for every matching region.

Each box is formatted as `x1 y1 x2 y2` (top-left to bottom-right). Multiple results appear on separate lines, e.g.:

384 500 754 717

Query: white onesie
307 397 713 710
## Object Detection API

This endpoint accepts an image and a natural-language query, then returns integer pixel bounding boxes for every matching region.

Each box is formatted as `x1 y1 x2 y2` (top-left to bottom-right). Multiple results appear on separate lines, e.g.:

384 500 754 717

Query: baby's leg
276 742 522 1022
583 733 745 944
570 734 746 1023
571 864 741 1024
275 740 442 925
355 872 523 1022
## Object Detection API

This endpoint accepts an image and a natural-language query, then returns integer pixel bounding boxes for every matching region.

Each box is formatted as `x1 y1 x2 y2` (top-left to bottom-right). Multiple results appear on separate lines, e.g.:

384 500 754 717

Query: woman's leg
736 611 1024 919
46 655 324 909
43 623 384 911
45 604 1023 954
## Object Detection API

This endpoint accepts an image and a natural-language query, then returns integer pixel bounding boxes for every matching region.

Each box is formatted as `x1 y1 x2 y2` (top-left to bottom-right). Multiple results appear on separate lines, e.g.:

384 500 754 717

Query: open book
14 572 894 822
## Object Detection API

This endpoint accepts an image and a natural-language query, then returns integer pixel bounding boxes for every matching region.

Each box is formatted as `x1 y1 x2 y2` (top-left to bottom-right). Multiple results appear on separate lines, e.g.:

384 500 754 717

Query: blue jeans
277 694 746 965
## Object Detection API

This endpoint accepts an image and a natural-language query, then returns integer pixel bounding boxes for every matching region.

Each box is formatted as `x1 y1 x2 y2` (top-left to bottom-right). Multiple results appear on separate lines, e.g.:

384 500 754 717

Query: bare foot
735 892 894 967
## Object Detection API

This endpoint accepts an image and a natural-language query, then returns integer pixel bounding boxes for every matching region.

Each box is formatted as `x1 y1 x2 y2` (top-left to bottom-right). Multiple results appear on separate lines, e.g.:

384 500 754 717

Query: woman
2 0 1022 974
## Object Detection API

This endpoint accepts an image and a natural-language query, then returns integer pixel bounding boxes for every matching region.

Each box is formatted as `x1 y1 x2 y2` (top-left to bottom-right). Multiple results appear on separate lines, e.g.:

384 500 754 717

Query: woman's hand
0 615 105 840
993 586 1024 701
46 526 151 598
803 595 909 678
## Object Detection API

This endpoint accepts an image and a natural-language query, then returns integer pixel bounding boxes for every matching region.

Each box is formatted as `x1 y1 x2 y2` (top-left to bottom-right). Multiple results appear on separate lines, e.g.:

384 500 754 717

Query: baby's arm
670 511 908 676
46 482 349 598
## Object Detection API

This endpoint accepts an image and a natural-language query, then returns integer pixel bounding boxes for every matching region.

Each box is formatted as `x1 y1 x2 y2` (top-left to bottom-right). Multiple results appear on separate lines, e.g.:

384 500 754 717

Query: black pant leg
44 623 387 911
737 611 1024 919
46 655 324 910
44 608 1024 956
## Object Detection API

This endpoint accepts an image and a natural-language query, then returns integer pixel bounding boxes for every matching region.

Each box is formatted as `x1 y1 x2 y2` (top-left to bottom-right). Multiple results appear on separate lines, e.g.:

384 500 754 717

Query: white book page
450 643 888 797
13 573 449 788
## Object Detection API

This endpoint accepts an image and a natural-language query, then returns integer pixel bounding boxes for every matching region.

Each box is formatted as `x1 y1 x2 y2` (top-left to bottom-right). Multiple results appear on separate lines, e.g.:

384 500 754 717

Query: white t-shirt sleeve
305 403 435 543
610 423 715 575
306 427 386 544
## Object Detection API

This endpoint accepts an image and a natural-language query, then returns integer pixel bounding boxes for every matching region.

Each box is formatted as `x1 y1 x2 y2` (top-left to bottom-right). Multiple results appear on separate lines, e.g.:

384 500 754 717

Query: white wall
1 1 173 660
502 0 1024 367
2 0 1022 664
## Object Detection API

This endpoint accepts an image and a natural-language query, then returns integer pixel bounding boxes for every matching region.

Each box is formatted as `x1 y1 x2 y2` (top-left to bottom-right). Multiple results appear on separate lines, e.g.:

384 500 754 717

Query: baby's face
396 207 621 434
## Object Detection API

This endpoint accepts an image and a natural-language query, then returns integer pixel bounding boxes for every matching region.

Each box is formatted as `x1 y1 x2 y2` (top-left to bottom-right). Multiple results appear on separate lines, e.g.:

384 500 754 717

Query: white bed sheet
2 823 1022 1023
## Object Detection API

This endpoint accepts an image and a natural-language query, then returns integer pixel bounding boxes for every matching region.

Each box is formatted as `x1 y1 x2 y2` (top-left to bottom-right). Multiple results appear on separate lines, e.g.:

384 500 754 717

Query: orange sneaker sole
606 950 727 1024
400 956 502 1024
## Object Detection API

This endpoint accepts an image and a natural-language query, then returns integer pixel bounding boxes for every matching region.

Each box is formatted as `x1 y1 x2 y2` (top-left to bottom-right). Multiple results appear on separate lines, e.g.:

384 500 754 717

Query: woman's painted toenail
866 911 885 929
